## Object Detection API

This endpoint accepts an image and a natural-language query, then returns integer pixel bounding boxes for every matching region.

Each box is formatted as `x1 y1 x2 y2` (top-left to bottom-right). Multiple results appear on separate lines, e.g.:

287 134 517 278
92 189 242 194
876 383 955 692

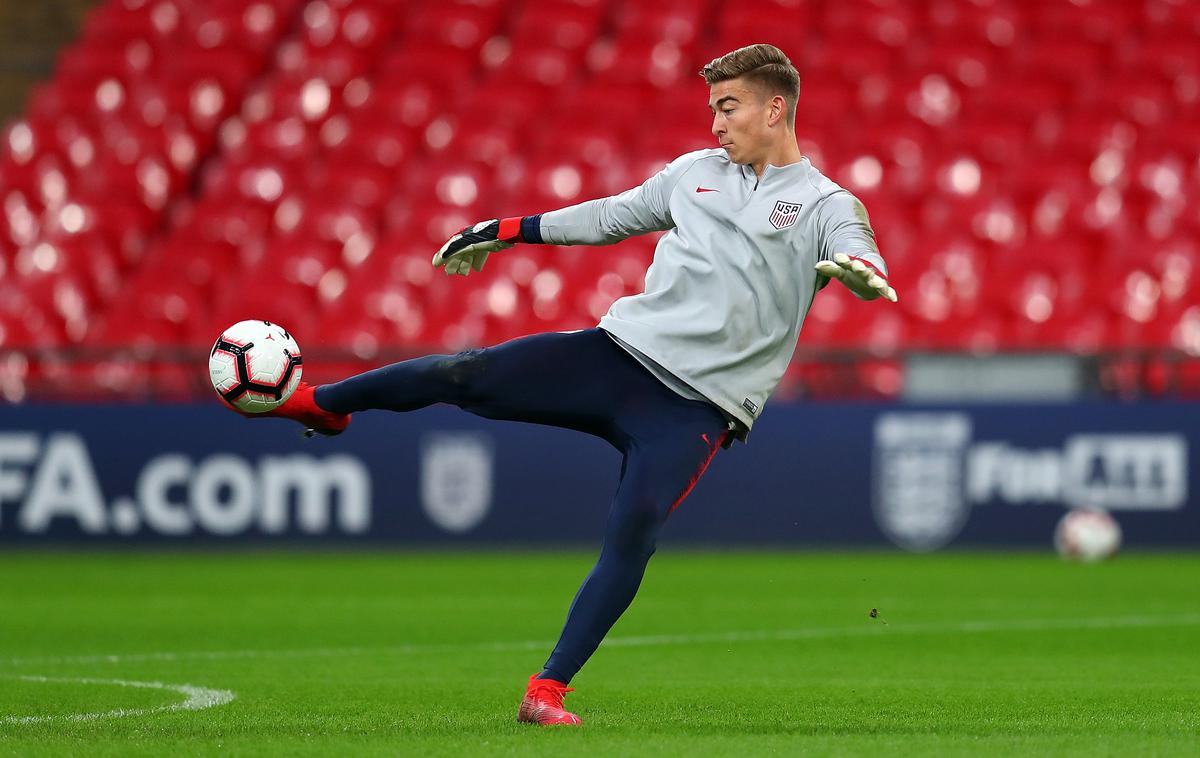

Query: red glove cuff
498 217 523 243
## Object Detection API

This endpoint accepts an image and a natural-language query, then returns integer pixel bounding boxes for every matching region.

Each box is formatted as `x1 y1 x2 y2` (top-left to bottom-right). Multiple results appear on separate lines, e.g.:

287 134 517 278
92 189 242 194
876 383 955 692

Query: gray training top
534 147 887 439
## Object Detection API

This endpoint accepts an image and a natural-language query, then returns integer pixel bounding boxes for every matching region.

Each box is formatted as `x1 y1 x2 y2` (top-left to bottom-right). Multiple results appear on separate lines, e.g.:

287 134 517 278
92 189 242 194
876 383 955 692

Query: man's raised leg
268 329 630 439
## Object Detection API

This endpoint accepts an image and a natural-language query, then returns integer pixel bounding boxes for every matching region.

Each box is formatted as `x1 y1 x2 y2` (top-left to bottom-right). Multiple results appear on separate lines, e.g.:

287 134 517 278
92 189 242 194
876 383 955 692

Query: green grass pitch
1 550 1197 756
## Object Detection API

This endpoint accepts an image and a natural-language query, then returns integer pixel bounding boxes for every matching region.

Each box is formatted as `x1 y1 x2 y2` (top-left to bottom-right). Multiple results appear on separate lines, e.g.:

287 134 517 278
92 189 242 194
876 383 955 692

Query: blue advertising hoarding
0 401 1195 549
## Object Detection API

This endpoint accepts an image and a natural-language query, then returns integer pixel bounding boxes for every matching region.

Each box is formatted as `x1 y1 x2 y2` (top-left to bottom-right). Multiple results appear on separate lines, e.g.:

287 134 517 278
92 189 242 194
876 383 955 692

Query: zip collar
739 157 811 190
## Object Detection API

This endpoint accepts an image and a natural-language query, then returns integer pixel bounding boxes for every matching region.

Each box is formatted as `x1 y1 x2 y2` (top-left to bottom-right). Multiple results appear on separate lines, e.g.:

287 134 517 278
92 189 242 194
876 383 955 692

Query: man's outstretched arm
433 155 694 275
812 191 898 303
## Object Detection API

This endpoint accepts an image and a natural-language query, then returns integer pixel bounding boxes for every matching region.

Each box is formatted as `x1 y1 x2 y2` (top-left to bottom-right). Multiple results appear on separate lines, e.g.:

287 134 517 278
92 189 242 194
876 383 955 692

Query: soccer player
237 44 896 724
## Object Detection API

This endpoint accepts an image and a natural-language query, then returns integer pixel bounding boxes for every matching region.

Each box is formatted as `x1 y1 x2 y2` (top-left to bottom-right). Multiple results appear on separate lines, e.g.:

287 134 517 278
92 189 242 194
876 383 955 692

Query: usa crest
769 201 802 230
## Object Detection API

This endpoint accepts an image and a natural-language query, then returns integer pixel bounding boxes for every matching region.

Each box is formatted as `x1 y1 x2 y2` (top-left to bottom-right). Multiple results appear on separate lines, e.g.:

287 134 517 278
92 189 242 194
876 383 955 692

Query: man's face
708 78 773 165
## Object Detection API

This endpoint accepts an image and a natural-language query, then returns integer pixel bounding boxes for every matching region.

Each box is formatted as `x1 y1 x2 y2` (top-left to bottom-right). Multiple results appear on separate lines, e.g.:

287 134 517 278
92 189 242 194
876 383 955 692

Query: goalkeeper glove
433 217 525 276
815 253 898 302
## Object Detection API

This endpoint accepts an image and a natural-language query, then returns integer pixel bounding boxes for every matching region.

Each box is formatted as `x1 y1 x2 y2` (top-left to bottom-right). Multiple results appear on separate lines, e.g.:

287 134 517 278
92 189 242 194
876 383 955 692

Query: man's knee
605 496 666 559
431 349 488 399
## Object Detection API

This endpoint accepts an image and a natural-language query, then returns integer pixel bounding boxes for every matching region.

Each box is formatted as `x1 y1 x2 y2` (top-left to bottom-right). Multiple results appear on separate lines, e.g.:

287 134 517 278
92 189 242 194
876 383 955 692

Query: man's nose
711 115 723 138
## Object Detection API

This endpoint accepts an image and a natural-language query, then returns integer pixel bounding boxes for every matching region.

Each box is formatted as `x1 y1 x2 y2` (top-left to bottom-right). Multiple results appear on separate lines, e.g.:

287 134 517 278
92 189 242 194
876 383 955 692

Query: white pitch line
1 613 1197 669
0 675 236 726
602 611 1200 648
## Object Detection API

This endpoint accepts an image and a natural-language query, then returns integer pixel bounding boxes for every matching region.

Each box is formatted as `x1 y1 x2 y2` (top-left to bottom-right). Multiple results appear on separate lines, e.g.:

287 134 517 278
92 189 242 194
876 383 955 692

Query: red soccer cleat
233 382 351 437
517 674 582 726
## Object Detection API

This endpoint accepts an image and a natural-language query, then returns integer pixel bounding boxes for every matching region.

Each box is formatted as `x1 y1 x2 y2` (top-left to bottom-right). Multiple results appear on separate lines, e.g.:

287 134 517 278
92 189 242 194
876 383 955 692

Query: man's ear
768 95 787 127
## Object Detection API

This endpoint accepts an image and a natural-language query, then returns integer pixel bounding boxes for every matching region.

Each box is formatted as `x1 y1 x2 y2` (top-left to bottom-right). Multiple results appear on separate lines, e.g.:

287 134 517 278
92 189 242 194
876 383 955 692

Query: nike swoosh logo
695 187 719 193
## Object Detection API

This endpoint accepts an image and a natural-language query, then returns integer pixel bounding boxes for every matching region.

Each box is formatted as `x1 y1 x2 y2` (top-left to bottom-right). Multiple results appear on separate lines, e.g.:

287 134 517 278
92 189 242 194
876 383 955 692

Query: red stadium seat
485 46 582 90
311 160 395 210
451 82 549 130
505 157 603 209
317 2 399 51
587 34 690 89
534 114 624 168
210 0 297 54
404 2 504 54
276 40 373 87
510 3 604 55
1015 40 1106 85
204 276 322 344
715 2 810 55
296 0 397 51
911 40 1000 89
793 77 856 128
327 117 418 169
377 43 479 84
824 1 916 46
171 47 260 91
966 75 1064 123
56 43 153 88
219 115 319 164
82 0 181 46
1030 1 1140 46
635 123 714 161
198 154 307 207
802 34 898 82
6 0 1195 396
614 3 702 48
382 183 482 245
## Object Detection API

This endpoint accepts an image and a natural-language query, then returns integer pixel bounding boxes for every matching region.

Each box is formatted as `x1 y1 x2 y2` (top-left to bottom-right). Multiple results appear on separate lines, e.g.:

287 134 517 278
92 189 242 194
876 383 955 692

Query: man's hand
433 218 521 276
815 253 898 302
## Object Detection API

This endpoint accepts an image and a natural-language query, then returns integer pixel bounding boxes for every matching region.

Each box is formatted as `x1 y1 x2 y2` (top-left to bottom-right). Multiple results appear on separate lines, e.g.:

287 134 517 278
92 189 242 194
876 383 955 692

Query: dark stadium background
0 0 1196 547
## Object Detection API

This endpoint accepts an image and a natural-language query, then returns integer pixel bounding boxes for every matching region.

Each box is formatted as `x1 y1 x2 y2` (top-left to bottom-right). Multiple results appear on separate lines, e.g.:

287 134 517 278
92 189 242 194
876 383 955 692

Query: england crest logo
872 413 972 552
769 201 802 230
420 433 494 533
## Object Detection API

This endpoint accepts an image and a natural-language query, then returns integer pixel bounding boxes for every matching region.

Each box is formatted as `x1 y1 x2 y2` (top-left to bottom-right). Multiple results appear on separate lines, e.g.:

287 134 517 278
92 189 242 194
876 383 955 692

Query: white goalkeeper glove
432 217 525 276
815 253 898 302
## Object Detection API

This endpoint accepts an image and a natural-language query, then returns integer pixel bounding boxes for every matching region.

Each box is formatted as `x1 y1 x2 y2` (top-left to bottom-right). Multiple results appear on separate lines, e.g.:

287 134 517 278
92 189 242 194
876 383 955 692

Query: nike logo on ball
695 186 719 193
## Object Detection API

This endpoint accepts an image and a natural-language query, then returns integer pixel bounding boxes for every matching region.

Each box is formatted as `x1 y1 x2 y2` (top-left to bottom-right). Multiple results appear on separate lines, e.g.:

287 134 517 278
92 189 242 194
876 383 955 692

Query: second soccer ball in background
1054 508 1122 562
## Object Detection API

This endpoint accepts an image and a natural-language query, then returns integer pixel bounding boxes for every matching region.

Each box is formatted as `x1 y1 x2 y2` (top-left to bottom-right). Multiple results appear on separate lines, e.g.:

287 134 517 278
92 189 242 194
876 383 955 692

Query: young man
238 44 896 724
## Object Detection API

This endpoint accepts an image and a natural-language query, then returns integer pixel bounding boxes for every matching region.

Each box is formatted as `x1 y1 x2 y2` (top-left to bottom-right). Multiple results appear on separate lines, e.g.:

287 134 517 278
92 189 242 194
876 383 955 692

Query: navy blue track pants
315 328 729 683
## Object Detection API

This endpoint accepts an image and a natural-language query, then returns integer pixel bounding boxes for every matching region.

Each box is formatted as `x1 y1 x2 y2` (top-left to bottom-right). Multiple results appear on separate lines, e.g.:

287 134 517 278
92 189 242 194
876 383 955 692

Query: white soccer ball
1054 508 1122 562
209 320 303 413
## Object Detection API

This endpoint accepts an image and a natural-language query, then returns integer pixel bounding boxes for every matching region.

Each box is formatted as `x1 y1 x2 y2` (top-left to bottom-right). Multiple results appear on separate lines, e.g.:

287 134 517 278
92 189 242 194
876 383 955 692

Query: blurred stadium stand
0 0 1198 402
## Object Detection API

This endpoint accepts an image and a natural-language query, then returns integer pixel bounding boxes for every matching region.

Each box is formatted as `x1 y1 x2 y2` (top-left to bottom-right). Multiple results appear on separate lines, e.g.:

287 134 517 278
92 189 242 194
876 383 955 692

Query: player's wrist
497 217 522 243
499 214 544 245
495 216 544 244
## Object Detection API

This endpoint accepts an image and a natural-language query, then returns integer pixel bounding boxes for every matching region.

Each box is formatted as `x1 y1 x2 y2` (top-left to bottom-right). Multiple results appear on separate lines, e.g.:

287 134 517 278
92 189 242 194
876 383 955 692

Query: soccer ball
209 320 303 413
1054 508 1122 562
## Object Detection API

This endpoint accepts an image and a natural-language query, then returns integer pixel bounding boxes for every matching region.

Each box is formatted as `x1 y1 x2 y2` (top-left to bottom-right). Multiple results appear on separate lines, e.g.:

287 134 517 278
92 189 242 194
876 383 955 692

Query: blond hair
700 44 800 124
